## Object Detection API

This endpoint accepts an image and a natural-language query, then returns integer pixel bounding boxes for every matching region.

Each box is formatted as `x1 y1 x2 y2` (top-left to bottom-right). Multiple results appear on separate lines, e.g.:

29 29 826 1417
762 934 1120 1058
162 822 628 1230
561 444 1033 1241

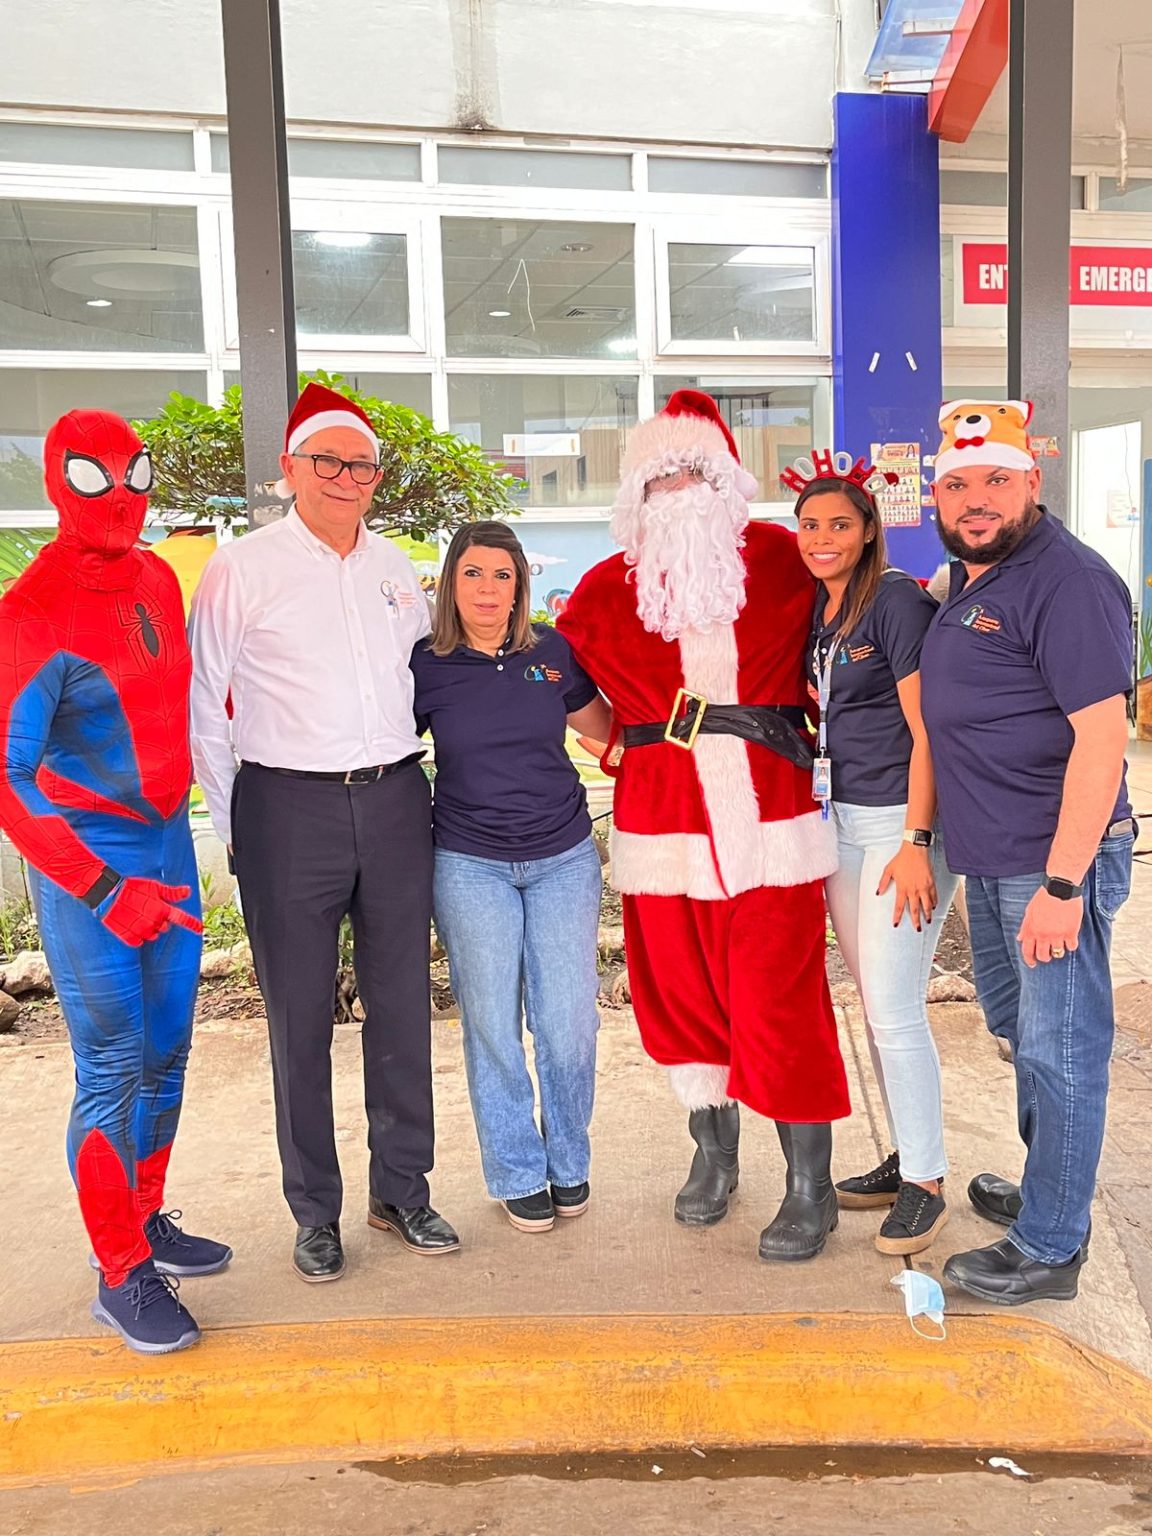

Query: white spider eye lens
125 452 154 494
64 454 113 496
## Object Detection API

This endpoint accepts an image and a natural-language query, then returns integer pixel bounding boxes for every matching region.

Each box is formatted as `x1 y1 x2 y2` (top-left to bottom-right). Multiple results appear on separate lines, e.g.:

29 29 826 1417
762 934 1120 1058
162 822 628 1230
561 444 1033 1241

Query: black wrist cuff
81 865 121 909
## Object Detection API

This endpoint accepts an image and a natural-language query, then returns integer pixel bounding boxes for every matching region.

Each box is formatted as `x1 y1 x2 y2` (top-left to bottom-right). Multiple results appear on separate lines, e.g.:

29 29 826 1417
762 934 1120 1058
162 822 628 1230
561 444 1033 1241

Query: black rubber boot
758 1122 838 1262
674 1104 740 1227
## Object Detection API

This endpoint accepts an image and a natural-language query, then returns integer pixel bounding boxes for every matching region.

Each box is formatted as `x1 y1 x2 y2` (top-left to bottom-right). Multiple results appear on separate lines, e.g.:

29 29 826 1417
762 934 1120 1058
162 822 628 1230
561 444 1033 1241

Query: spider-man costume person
0 411 230 1354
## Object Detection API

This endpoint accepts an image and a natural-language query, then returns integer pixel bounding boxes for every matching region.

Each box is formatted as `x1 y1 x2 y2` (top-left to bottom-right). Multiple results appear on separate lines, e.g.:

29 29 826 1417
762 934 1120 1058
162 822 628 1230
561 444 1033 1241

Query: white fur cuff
668 1062 733 1110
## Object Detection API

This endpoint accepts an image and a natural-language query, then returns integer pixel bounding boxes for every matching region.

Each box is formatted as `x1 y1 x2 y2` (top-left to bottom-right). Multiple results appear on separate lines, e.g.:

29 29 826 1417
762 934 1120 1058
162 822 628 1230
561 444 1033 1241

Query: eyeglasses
292 452 381 486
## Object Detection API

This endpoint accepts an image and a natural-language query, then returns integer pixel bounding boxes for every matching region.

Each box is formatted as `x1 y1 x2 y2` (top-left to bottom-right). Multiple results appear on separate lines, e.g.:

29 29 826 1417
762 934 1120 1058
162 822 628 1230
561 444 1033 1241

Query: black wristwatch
903 829 933 848
1043 874 1084 901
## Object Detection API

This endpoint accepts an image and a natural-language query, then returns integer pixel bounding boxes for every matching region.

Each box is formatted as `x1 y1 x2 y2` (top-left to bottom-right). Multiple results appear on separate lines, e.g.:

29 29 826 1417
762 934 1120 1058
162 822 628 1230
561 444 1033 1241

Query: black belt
622 692 814 771
245 751 425 784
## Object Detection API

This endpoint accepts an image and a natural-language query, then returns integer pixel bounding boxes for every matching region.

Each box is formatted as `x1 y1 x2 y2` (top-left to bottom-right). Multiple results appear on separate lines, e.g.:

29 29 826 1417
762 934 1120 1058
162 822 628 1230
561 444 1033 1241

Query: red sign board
962 242 1152 307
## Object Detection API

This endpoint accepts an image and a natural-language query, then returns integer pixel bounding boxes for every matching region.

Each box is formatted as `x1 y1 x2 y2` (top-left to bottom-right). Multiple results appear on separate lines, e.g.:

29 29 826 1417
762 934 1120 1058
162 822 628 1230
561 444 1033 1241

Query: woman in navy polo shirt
411 522 612 1234
795 466 958 1256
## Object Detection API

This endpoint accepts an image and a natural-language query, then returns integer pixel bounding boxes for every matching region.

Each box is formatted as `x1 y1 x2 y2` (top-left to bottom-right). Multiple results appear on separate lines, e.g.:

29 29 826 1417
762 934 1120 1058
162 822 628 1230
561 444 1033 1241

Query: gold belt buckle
664 688 708 749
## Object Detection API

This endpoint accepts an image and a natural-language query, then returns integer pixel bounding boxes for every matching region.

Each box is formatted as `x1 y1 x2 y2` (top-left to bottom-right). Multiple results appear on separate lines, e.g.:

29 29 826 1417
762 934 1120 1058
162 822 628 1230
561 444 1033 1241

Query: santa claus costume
558 391 850 1261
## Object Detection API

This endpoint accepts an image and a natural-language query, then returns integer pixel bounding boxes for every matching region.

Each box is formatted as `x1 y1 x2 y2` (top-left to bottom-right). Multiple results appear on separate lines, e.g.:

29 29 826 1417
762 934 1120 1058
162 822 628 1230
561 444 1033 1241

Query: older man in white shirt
189 383 458 1282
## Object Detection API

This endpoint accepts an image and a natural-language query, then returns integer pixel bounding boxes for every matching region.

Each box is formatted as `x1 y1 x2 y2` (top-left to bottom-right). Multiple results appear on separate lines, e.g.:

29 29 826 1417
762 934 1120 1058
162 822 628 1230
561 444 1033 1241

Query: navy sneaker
88 1209 233 1277
91 1259 202 1354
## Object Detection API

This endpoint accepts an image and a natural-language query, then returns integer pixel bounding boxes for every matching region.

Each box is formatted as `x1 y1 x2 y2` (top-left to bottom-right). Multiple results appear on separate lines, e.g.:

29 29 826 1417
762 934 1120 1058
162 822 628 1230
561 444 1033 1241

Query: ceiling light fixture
86 298 113 308
313 231 374 248
488 309 512 317
560 242 592 253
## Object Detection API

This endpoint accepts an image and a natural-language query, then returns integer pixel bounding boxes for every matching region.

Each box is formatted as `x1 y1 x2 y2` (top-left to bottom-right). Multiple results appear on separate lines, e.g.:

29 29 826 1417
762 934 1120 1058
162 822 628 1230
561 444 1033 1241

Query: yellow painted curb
3 1311 1152 1487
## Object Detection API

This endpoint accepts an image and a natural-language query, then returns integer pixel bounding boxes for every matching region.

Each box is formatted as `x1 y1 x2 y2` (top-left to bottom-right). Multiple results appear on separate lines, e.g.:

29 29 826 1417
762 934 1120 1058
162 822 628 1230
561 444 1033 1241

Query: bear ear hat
938 399 1033 428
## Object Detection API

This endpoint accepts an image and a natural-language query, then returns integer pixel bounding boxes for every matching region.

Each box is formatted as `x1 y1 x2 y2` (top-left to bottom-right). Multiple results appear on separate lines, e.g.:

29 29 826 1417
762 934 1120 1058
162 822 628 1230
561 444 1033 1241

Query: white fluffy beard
613 480 749 642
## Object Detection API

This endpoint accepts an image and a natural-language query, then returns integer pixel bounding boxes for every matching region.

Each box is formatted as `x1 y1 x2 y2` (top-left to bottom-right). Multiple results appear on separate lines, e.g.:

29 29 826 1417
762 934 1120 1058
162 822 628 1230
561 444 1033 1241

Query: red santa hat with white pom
616 389 760 510
274 381 380 499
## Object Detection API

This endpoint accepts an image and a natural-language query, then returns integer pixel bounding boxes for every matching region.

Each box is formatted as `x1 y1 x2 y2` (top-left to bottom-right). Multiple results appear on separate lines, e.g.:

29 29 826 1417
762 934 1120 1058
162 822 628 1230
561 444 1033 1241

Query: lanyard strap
814 639 834 756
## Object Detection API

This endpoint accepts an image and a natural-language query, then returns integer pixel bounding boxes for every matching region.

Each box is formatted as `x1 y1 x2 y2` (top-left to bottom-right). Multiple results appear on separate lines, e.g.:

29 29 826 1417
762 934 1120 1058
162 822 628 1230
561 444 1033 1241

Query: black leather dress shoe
943 1236 1082 1306
967 1172 1022 1227
367 1198 460 1255
294 1221 345 1283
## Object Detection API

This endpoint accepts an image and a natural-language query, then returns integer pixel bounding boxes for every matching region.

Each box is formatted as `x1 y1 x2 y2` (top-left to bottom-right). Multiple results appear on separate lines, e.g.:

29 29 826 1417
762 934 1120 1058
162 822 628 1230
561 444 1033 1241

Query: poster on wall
869 442 923 527
516 521 618 615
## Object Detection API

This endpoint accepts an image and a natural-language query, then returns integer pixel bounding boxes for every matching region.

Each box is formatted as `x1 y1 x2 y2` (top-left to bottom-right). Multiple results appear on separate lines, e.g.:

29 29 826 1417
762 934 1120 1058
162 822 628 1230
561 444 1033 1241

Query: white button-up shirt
188 508 431 843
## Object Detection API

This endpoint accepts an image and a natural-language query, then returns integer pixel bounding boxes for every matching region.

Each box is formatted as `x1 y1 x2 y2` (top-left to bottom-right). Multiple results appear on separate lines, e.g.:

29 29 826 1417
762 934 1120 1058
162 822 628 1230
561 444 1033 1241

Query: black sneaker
551 1182 590 1219
875 1180 948 1256
835 1151 901 1209
504 1191 554 1233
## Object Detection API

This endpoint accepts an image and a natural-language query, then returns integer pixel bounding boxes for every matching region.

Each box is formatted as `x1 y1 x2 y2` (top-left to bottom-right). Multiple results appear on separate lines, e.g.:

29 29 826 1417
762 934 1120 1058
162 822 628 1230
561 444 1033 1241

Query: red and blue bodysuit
0 411 205 1291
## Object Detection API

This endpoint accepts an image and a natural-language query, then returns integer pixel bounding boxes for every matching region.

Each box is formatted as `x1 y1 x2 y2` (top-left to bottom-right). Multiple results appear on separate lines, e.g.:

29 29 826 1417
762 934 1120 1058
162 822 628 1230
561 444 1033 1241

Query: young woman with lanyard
411 522 612 1234
792 457 958 1256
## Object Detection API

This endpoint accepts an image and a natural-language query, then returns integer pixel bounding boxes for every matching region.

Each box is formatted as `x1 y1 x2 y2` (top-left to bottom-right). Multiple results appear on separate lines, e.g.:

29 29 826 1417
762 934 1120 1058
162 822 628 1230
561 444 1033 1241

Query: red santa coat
558 520 849 1121
558 521 837 899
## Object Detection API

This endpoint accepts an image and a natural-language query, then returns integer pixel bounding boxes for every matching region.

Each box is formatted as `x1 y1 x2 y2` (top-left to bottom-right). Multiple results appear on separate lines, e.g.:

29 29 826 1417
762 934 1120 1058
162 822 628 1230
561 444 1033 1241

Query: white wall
0 0 875 150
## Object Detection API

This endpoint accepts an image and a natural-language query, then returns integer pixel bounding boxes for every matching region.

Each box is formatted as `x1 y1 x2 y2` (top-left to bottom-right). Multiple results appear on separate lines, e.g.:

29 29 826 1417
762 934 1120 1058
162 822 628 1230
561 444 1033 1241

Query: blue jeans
433 837 603 1200
825 802 958 1183
966 828 1135 1264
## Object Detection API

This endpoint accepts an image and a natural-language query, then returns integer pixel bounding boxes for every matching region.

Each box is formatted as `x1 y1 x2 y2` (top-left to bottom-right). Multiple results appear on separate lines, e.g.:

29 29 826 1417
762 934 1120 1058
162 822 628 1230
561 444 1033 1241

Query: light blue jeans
433 837 603 1201
825 801 959 1183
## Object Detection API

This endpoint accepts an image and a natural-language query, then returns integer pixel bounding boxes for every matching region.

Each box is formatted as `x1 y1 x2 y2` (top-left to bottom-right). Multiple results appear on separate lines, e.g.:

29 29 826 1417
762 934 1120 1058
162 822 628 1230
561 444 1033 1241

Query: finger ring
1052 947 1066 958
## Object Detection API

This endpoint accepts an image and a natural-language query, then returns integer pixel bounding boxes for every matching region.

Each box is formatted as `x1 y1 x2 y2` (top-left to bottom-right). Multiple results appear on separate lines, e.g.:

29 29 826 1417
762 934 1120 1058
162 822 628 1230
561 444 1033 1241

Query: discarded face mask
890 1269 946 1340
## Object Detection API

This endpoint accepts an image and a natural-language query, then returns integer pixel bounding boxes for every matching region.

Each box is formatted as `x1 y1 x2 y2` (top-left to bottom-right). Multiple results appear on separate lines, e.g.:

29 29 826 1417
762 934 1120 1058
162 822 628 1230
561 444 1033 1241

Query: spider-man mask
43 410 154 558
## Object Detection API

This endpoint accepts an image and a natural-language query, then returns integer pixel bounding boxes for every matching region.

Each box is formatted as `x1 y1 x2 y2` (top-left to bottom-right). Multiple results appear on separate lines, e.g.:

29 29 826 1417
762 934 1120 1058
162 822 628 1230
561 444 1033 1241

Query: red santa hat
618 389 759 504
274 382 380 499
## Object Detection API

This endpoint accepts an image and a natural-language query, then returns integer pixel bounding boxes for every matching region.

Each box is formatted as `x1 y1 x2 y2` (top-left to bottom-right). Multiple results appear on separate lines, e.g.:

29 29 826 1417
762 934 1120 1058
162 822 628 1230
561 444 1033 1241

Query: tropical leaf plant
134 370 522 541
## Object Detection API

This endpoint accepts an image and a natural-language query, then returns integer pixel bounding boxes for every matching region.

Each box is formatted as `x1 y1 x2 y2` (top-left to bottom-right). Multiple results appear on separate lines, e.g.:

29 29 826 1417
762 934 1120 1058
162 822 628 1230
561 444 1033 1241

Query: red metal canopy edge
929 0 1010 143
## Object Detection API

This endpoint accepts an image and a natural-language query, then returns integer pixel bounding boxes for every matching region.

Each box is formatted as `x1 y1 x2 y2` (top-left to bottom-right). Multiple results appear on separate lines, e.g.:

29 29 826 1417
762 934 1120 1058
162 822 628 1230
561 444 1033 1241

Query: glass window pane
655 377 823 503
443 219 635 360
438 147 631 191
1099 178 1152 212
292 230 409 339
210 133 421 181
668 243 814 344
448 375 639 508
0 200 204 351
941 168 1083 209
0 368 207 511
649 158 826 199
0 123 195 172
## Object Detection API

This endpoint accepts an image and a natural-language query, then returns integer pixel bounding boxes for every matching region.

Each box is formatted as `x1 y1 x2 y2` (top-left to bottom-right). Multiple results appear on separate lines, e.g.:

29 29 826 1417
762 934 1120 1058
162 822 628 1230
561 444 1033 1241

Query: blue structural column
832 92 943 578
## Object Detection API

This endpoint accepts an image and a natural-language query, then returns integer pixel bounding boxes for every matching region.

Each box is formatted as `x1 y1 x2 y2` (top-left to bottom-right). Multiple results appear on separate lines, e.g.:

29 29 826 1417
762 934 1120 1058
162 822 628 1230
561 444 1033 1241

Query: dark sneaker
91 1259 201 1354
147 1209 233 1276
836 1151 901 1209
551 1182 590 1219
504 1191 555 1233
875 1180 948 1256
967 1172 1022 1227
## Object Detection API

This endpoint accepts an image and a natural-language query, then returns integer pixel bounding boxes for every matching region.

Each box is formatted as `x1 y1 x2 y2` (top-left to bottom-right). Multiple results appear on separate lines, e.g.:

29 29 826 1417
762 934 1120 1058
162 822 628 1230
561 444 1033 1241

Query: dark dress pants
232 760 434 1226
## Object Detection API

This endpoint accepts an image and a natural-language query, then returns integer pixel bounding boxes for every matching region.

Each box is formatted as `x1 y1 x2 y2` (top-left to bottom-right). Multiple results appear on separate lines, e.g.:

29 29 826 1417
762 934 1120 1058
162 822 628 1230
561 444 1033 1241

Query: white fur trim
610 811 838 899
668 1062 732 1110
934 442 1035 478
273 477 292 499
287 409 379 457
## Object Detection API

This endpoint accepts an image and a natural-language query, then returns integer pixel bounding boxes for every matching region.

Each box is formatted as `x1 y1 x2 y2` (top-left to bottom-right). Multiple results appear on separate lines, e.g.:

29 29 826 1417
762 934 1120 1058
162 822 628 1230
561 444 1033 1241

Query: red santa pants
622 881 850 1123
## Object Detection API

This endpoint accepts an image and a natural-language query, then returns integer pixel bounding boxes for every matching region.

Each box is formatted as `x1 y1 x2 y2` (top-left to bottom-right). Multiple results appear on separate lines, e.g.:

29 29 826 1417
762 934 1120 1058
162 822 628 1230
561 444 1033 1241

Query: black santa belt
621 691 815 771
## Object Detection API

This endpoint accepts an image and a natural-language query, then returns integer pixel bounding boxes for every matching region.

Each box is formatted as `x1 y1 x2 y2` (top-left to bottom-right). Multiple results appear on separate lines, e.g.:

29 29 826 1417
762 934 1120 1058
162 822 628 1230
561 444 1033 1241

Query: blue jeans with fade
825 801 959 1183
965 827 1135 1264
433 836 603 1201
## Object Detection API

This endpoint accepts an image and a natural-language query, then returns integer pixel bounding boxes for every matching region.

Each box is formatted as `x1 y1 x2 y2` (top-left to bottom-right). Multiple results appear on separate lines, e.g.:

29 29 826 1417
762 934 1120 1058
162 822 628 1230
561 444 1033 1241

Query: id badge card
812 755 832 819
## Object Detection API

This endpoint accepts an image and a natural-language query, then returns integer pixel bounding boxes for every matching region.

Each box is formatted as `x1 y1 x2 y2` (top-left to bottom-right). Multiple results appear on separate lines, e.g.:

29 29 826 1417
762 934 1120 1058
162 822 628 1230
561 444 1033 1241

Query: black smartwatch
1043 874 1084 901
903 829 933 848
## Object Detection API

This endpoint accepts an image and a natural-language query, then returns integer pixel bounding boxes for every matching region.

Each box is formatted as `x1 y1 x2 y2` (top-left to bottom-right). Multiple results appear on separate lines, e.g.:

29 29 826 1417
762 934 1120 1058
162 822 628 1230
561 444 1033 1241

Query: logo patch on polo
380 580 418 614
524 663 563 683
960 603 1002 634
835 643 876 665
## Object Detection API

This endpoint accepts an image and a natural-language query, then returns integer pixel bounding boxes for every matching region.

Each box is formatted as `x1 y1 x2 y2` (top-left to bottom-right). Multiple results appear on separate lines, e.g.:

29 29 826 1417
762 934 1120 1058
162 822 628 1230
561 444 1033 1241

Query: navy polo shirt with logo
806 569 939 807
410 623 598 861
919 511 1133 878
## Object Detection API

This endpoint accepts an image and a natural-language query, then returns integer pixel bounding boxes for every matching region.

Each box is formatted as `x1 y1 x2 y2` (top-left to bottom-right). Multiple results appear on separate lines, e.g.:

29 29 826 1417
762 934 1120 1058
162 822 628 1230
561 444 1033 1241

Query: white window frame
219 199 427 354
654 214 830 359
